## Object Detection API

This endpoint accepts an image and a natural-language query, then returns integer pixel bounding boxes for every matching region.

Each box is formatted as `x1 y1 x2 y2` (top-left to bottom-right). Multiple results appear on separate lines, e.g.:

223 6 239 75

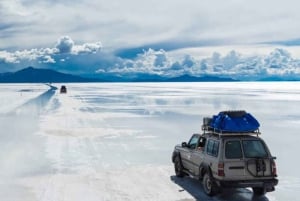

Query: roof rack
202 125 261 137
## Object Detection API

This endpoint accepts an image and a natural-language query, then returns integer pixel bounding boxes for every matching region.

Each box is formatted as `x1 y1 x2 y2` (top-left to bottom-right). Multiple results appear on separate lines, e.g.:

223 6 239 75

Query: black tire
252 187 266 196
202 172 219 196
174 156 184 177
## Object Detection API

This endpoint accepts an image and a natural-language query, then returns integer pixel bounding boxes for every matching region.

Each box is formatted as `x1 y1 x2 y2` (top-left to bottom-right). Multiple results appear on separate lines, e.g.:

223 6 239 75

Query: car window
188 135 199 149
212 140 219 156
206 139 219 157
242 140 268 158
225 140 243 159
198 137 206 148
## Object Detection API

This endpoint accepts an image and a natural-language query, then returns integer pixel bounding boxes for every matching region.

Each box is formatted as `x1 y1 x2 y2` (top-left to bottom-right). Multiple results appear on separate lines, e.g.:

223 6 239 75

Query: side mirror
182 142 188 147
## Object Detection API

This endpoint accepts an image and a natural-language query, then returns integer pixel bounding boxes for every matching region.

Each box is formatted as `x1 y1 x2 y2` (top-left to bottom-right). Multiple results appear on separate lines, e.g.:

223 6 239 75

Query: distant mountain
93 73 166 82
0 67 102 83
0 67 239 83
94 73 238 82
163 74 238 82
258 76 300 81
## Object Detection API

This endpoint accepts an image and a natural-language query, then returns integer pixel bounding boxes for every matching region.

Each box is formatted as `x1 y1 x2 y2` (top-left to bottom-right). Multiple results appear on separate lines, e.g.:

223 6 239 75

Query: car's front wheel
202 172 219 196
174 156 184 177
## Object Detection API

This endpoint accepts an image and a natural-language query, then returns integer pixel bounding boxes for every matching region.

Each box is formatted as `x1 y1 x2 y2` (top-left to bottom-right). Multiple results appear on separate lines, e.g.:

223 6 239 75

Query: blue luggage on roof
210 111 260 132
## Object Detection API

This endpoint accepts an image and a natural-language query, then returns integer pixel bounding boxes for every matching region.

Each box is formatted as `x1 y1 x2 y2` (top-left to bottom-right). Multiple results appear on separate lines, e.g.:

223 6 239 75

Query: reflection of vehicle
60 85 67 93
172 111 278 196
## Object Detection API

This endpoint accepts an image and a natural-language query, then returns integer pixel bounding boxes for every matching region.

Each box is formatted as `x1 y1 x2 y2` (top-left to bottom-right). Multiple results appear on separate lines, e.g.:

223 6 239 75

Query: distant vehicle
60 85 67 93
172 111 278 196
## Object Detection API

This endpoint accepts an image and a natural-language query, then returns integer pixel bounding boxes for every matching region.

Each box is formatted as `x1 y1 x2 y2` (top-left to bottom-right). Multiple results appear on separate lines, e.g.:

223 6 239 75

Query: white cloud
181 55 195 68
105 47 300 80
55 36 74 54
198 48 300 79
54 36 102 55
1 34 300 81
0 51 19 63
0 0 30 16
154 51 168 67
1 0 300 50
0 36 102 67
73 42 102 54
108 49 175 76
42 55 55 64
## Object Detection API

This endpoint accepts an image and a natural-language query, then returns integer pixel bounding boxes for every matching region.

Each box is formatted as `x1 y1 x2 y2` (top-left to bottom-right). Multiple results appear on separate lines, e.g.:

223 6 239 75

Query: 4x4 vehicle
60 85 67 94
172 111 278 196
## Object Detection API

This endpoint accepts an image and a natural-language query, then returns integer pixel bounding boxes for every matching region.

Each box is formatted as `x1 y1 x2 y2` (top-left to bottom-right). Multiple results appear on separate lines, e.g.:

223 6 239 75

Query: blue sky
1 0 300 80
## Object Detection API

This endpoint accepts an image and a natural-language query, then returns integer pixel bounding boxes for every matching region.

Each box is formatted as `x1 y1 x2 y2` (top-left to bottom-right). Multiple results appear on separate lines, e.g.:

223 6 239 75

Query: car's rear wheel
202 172 218 196
174 156 184 177
252 187 266 196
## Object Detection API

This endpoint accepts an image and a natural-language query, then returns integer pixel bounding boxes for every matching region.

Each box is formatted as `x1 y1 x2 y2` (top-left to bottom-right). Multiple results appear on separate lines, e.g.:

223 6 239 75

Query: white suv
172 111 278 196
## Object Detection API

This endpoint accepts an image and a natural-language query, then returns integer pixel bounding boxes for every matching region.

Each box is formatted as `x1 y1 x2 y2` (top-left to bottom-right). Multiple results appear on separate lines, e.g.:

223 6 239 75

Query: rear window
225 141 243 159
242 140 268 158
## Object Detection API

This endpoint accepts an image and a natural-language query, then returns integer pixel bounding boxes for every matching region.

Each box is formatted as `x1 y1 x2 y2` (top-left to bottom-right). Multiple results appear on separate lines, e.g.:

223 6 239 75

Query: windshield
242 140 268 158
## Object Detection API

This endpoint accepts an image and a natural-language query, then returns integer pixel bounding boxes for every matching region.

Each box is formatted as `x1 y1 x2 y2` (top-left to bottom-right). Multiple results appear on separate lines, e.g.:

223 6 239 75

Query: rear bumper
217 178 278 192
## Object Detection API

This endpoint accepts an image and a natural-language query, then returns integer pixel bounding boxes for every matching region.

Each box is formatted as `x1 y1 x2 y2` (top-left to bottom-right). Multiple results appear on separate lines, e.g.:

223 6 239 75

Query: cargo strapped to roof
202 110 261 136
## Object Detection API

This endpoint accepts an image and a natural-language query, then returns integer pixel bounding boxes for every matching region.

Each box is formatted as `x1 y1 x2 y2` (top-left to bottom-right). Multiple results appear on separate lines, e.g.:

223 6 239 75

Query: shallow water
0 82 299 201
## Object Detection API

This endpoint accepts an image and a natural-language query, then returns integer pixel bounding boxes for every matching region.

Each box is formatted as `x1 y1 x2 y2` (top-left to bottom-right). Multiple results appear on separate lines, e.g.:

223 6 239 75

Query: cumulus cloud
73 42 102 54
0 51 19 63
153 50 168 67
54 36 102 55
107 49 174 76
0 36 102 70
199 48 300 79
104 47 300 80
1 36 300 81
41 55 55 63
55 36 74 54
107 49 198 77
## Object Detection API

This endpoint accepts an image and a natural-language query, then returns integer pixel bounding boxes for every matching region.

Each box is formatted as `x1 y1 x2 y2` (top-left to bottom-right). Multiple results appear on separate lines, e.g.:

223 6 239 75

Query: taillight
271 160 277 176
218 163 225 177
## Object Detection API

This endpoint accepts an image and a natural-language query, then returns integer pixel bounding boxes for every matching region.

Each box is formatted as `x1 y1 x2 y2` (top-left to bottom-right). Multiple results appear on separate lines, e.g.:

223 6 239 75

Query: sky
1 0 300 80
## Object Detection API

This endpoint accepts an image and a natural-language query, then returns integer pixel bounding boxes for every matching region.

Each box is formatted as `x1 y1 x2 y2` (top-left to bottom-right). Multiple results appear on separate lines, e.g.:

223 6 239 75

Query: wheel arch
172 150 182 163
199 162 212 179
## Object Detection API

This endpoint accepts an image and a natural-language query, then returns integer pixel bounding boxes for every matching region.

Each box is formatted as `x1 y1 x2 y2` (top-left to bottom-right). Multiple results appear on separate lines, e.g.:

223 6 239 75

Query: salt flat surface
0 84 48 114
0 82 300 201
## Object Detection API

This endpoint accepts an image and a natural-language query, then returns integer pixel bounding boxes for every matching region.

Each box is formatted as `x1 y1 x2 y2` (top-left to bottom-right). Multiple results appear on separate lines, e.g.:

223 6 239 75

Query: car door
223 139 246 179
202 139 220 177
180 134 200 174
190 136 207 176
